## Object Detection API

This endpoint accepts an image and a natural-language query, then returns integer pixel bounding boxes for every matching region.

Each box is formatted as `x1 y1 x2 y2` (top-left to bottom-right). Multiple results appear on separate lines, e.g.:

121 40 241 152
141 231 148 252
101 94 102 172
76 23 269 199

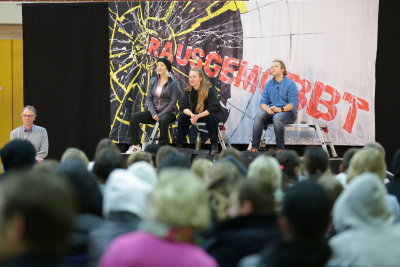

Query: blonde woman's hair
191 158 213 181
149 168 210 229
186 68 212 113
248 155 282 192
347 147 387 183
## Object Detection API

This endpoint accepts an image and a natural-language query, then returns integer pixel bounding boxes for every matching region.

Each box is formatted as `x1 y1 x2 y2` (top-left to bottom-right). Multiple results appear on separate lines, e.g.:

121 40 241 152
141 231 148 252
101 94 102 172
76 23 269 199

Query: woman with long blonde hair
176 68 224 154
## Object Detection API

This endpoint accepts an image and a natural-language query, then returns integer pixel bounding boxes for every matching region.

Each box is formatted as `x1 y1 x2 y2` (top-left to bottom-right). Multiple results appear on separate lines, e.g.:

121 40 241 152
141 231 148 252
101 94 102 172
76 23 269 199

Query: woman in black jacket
126 58 179 153
177 68 224 154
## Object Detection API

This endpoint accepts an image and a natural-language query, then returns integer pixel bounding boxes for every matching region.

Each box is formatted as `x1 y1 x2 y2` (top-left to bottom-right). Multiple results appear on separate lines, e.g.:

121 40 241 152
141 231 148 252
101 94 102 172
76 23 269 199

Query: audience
346 147 400 222
303 146 330 180
204 179 279 267
0 139 36 177
88 169 152 267
387 148 400 203
99 168 217 267
0 170 76 266
56 159 103 259
4 136 400 267
60 147 90 167
329 172 400 266
240 180 332 267
276 149 301 191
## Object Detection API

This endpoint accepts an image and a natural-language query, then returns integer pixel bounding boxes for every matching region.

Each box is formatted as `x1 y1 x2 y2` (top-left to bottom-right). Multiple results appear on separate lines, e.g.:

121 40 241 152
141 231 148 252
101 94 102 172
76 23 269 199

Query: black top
179 86 221 114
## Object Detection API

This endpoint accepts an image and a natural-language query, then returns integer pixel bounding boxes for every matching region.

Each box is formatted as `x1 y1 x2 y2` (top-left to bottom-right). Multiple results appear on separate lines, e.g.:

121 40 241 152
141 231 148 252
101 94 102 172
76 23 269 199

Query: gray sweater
10 125 49 159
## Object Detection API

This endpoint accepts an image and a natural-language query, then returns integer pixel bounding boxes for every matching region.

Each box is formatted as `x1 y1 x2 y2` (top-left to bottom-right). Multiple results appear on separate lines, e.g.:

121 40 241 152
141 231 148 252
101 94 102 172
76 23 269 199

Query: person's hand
36 158 44 163
266 107 275 115
190 114 199 124
153 115 159 121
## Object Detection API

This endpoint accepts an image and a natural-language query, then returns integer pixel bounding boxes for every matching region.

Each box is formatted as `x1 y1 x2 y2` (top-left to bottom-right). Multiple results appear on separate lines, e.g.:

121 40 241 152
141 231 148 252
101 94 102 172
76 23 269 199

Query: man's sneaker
125 144 141 154
248 147 258 152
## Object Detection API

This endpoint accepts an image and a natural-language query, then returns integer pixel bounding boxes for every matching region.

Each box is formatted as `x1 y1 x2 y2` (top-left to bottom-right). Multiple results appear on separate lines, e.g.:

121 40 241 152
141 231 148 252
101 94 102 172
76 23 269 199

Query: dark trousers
127 111 176 145
177 113 222 144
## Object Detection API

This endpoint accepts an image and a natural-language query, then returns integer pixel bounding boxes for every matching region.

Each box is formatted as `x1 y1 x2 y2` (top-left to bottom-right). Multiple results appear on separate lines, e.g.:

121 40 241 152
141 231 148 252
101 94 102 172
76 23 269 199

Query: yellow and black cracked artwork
109 1 246 143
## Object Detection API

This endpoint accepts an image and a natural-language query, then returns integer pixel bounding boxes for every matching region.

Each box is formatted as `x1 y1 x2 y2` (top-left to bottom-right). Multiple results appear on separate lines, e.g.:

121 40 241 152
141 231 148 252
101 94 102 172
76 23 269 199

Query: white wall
0 3 22 24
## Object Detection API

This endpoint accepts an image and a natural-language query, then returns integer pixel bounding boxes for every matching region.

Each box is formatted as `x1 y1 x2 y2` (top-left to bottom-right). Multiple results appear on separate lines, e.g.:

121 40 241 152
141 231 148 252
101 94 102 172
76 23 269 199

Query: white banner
227 0 378 145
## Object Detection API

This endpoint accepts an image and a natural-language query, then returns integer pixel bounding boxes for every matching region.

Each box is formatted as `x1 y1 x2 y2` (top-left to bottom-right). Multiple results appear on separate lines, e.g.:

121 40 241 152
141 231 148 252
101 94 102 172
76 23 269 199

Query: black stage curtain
376 1 400 168
22 3 109 160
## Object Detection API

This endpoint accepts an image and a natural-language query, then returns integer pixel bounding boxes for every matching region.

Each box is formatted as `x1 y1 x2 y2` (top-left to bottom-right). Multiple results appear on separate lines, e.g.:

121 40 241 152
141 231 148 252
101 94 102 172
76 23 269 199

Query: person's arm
273 80 298 113
145 78 157 117
10 128 17 140
36 128 48 160
203 86 220 114
260 83 274 114
157 79 180 117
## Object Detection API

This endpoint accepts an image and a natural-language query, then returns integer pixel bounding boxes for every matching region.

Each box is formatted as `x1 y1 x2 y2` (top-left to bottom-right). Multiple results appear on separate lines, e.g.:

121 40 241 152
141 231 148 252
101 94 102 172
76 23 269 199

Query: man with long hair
249 60 298 151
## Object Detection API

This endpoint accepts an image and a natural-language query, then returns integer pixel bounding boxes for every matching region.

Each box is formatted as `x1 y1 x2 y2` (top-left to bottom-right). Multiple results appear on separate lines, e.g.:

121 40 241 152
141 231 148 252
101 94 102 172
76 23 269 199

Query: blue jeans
252 111 297 149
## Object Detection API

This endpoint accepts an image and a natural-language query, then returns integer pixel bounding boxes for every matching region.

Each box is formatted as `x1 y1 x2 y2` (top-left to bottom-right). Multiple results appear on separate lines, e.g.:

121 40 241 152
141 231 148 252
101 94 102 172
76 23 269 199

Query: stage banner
109 0 378 146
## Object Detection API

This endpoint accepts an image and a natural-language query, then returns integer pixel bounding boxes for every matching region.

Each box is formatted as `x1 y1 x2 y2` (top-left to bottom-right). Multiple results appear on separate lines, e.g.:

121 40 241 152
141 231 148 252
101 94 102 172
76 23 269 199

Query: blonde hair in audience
149 168 210 229
248 155 282 192
347 147 387 183
191 158 213 181
205 161 242 222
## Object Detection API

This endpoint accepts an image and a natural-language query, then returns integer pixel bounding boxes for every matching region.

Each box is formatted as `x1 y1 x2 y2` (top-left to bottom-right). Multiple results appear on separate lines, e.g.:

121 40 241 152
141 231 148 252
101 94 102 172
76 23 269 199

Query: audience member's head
32 159 59 174
57 159 103 216
318 174 344 207
217 147 241 161
0 139 36 172
92 148 126 184
144 143 160 155
276 149 300 191
333 172 392 233
391 148 400 178
229 179 275 217
347 147 386 183
94 138 119 158
155 145 178 167
150 169 209 229
205 161 242 223
339 148 360 173
218 155 247 177
61 147 89 167
364 142 386 157
103 169 152 219
127 161 158 188
248 155 282 192
0 170 75 261
280 180 331 241
303 146 329 179
157 152 190 171
126 151 153 166
191 157 213 181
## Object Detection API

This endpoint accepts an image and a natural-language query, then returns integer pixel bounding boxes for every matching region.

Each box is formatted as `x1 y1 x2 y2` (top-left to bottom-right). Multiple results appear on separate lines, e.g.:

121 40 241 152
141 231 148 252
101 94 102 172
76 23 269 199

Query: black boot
210 141 219 155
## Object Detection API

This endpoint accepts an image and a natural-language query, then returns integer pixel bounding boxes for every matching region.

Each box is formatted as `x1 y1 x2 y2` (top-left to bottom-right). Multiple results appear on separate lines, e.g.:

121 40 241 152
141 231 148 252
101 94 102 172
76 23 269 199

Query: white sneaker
125 144 141 154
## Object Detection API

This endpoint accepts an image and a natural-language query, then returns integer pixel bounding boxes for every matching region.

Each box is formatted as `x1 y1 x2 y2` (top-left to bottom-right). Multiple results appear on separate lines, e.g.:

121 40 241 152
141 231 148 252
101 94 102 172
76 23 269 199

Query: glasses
22 114 35 118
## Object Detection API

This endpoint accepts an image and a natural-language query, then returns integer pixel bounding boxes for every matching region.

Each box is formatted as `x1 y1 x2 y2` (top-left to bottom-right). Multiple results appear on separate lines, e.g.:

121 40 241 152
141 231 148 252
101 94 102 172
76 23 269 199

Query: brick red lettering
176 44 192 66
190 48 205 69
147 37 160 57
307 82 341 121
159 41 174 62
342 92 369 133
234 61 261 93
258 69 271 94
288 73 311 110
204 52 222 78
219 56 240 85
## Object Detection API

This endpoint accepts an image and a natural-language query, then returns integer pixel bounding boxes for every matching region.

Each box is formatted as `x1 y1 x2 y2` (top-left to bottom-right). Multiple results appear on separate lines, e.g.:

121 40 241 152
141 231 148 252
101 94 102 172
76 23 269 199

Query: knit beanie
0 139 36 172
157 57 172 72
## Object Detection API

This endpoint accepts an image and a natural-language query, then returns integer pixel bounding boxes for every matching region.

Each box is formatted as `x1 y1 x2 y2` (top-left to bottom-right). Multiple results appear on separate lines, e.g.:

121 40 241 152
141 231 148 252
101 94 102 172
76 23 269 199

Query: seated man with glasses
10 105 49 162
